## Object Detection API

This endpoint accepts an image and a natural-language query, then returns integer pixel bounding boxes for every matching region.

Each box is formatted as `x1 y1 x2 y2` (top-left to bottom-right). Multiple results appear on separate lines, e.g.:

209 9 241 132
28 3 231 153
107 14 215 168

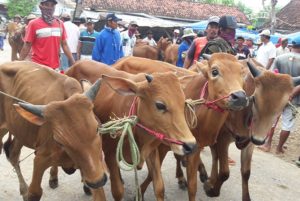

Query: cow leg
0 129 8 154
106 153 124 201
145 149 165 201
11 44 18 61
174 154 187 190
27 153 51 201
186 148 201 201
49 166 58 189
198 155 208 183
241 143 254 201
140 144 168 198
4 137 28 200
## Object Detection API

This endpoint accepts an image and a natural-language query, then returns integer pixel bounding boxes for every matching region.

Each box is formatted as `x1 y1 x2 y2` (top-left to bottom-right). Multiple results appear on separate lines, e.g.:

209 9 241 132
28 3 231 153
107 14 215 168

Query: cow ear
195 61 209 78
179 75 196 90
102 74 138 96
13 104 46 126
80 79 92 92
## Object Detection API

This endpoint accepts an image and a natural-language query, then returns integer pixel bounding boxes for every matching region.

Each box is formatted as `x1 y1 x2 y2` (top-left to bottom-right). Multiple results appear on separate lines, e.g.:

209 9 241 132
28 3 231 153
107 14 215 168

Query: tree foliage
7 0 38 18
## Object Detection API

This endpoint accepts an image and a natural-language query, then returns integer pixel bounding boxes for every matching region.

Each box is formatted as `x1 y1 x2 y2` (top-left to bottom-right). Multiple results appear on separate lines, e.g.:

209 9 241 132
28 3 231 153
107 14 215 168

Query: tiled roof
275 0 300 32
82 0 250 24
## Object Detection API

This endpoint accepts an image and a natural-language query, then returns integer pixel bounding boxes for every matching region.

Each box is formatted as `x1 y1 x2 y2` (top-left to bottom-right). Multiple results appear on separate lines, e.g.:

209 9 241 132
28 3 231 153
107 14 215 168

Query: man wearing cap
256 29 276 69
176 28 196 67
60 13 80 71
78 19 98 60
260 37 300 155
198 15 237 58
142 30 157 47
172 29 181 44
183 16 219 69
120 20 138 56
20 0 75 70
276 38 290 56
92 13 123 65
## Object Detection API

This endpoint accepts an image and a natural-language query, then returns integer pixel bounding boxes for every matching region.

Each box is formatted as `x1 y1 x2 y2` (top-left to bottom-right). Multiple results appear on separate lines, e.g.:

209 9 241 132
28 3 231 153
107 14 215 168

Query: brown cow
7 22 24 61
113 54 249 201
66 60 197 201
133 37 169 60
0 61 109 201
161 39 179 65
199 61 300 201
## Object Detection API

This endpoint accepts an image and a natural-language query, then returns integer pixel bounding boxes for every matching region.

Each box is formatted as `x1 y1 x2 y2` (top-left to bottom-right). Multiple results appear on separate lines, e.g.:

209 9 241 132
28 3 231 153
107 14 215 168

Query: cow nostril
230 91 246 101
183 143 198 155
85 173 108 189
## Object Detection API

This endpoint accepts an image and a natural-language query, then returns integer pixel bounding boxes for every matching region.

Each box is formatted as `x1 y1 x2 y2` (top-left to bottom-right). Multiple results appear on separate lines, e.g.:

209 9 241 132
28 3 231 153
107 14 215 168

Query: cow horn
247 61 261 78
18 102 45 118
202 54 212 60
145 74 153 83
84 79 102 101
292 76 300 86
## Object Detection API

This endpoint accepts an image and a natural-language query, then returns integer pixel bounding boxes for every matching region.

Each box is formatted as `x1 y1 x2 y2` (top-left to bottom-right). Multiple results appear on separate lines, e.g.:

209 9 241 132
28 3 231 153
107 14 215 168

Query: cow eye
211 69 219 77
155 101 167 112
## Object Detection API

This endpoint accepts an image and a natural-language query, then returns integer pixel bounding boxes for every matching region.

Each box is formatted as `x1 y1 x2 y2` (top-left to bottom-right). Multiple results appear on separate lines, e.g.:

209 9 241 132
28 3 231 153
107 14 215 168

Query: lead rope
99 116 142 201
185 99 205 128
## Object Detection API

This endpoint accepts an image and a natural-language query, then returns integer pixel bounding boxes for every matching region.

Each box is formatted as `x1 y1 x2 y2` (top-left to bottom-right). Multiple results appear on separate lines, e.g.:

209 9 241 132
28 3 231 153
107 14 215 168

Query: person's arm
290 85 300 100
61 40 75 65
183 41 196 69
19 42 32 60
266 58 275 70
92 35 102 62
77 41 82 60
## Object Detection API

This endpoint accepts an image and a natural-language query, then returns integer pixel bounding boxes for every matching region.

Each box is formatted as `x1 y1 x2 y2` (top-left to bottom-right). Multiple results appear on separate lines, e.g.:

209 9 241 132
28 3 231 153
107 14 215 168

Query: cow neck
199 81 229 113
128 96 184 145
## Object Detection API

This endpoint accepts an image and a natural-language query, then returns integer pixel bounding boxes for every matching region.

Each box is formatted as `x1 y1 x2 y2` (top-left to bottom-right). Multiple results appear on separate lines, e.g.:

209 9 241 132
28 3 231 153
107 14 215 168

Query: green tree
7 0 38 18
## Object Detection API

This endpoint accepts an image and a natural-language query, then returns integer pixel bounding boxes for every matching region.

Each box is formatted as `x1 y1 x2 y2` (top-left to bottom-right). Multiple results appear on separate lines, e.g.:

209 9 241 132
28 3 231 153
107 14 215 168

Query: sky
236 0 291 13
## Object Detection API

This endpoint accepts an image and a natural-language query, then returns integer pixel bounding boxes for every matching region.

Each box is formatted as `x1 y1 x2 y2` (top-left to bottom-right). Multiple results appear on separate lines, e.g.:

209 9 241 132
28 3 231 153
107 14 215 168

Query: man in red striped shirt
20 0 74 70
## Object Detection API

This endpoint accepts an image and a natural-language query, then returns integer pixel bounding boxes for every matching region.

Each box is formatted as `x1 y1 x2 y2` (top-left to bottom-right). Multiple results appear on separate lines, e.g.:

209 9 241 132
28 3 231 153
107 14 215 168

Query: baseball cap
86 19 94 24
219 16 237 29
129 21 138 27
208 16 220 25
259 29 271 36
61 13 71 19
174 29 180 34
106 13 122 22
40 0 57 4
292 36 300 47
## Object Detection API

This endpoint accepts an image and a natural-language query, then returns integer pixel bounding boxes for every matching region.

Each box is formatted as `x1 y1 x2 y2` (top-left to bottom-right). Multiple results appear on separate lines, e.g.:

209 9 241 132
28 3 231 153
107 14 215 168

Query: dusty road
0 40 300 201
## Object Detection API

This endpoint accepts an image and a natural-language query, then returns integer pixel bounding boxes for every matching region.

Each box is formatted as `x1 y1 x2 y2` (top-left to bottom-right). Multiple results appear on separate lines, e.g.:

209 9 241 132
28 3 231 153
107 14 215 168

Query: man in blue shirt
92 13 124 65
176 28 196 67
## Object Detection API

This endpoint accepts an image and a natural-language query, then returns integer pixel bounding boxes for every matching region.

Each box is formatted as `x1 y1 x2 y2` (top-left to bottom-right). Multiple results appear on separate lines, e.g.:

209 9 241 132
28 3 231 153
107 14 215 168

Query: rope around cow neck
185 99 205 129
99 115 142 201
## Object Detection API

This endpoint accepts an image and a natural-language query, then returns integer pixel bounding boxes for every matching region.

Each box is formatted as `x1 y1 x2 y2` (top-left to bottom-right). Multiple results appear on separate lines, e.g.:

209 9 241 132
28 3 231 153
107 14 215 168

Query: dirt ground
0 39 300 201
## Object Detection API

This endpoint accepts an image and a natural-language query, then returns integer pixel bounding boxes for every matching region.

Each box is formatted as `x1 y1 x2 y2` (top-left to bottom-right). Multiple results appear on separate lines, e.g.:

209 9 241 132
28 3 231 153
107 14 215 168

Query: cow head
196 53 248 111
102 72 197 156
244 62 295 145
14 79 109 189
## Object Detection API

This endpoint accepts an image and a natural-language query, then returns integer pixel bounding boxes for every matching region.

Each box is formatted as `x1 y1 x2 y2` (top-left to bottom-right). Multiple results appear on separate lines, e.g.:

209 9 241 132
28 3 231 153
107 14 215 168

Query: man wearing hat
260 37 300 155
234 36 250 59
142 30 157 47
59 13 80 71
176 28 196 67
78 19 98 60
172 29 181 44
120 20 138 56
276 37 290 56
256 29 276 69
20 0 75 70
92 13 123 65
183 16 219 68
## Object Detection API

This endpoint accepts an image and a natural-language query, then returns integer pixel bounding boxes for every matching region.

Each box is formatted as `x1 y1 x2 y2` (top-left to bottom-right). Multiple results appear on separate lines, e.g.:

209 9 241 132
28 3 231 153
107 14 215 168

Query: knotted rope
185 99 205 129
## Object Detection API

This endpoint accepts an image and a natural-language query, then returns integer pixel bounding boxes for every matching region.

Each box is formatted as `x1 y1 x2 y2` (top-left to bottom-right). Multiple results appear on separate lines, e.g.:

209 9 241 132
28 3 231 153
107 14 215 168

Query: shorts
281 105 296 131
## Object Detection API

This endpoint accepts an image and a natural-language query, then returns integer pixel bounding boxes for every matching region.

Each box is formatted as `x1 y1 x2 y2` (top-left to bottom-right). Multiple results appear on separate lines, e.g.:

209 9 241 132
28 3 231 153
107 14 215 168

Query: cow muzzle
182 142 198 155
85 173 108 189
227 91 248 111
250 135 266 146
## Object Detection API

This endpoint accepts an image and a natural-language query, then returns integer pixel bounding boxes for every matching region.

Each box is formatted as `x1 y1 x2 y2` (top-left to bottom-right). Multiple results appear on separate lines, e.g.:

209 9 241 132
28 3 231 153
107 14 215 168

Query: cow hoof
178 179 187 190
49 178 58 189
204 182 219 197
199 172 208 183
83 185 92 196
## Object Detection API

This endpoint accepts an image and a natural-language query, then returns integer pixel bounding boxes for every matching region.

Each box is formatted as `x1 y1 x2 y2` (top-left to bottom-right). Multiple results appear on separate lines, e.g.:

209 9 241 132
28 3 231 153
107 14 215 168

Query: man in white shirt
60 13 80 71
120 21 138 56
276 38 290 56
255 29 276 69
142 30 157 47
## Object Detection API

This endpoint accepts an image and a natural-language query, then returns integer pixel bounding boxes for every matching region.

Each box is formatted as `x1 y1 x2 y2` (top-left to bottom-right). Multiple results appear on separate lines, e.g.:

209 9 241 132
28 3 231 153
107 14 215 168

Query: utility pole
270 0 278 34
73 0 83 20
